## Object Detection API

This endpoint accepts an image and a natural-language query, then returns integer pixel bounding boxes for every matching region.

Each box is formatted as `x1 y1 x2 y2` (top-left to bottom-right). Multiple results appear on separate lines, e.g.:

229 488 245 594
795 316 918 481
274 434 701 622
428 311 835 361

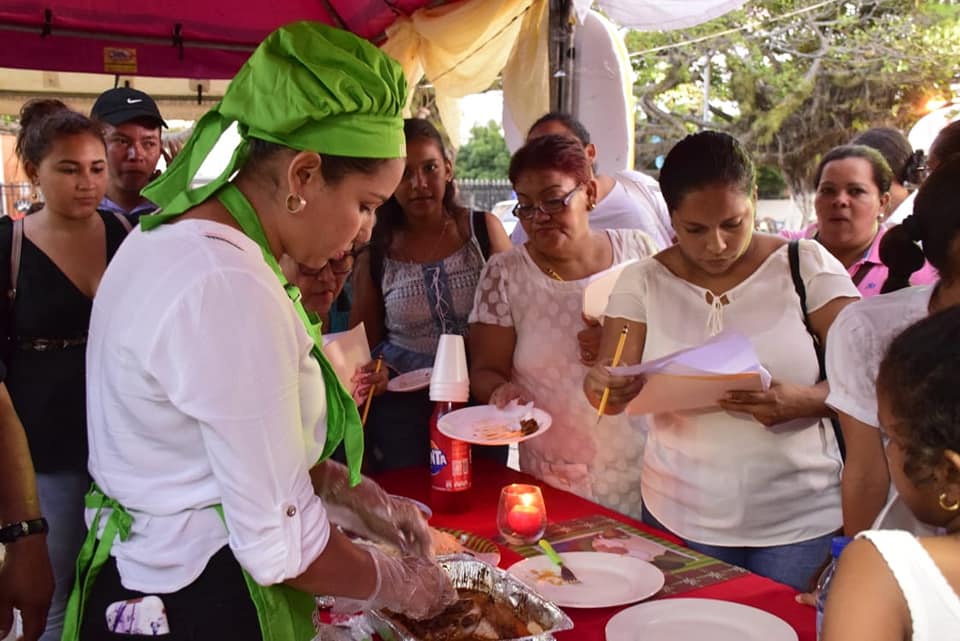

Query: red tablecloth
374 459 815 641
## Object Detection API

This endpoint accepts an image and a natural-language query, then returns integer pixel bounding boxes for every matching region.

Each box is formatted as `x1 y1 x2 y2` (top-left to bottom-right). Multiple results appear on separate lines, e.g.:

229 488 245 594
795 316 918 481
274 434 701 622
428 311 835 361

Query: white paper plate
436 405 552 445
386 367 432 392
605 598 798 641
508 551 663 608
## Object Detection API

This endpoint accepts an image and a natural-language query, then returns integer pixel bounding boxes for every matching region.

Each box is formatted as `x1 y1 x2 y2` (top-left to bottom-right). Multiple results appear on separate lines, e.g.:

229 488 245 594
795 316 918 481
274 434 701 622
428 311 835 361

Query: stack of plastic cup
430 334 470 402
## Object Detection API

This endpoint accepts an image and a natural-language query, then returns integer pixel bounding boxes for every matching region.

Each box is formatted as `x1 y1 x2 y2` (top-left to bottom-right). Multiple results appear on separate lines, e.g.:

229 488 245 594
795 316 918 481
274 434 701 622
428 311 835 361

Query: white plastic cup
431 334 469 402
429 382 469 402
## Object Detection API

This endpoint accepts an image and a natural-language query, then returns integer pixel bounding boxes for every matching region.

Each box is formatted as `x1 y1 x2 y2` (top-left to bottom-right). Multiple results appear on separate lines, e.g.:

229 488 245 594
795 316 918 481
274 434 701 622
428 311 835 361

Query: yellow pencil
596 326 629 424
360 357 383 427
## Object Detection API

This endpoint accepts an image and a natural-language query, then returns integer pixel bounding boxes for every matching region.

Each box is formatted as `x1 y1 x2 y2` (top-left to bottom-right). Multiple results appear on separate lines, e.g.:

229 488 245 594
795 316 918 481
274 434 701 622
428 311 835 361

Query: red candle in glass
497 484 546 543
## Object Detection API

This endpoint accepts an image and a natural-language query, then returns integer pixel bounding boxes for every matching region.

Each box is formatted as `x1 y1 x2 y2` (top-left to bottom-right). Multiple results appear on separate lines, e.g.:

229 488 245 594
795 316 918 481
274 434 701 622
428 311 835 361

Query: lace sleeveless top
376 212 486 373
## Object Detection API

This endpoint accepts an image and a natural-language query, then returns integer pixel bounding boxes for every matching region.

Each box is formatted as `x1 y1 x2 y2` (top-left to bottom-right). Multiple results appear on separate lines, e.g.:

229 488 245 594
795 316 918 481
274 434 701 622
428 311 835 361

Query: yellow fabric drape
382 0 548 148
501 0 550 149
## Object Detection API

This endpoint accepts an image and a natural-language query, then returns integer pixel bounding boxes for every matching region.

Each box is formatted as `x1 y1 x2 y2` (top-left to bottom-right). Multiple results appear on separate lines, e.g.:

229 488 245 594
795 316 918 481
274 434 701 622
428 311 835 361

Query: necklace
398 214 451 263
529 248 565 281
542 265 564 281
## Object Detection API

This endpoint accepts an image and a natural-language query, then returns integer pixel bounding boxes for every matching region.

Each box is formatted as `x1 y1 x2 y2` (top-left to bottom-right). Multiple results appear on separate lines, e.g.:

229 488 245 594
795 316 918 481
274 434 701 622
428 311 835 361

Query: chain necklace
398 213 451 264
528 246 565 281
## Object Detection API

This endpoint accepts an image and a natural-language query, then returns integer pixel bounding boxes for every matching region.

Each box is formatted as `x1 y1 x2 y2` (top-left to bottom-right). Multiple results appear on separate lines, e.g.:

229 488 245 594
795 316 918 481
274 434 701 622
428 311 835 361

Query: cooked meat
388 589 532 641
519 418 539 436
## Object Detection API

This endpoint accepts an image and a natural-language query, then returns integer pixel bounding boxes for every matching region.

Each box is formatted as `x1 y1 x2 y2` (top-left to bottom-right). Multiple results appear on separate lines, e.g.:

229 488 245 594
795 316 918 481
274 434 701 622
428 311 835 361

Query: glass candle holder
497 484 547 544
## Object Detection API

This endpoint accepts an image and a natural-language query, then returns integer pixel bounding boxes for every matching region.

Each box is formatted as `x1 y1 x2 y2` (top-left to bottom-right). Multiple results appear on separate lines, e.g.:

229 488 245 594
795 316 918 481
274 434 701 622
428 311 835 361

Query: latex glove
489 381 534 409
333 545 456 620
313 460 432 558
0 536 54 641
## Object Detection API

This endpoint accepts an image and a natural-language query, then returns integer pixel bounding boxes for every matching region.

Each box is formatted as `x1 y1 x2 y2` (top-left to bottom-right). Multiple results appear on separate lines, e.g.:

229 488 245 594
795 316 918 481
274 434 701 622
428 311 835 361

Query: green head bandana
141 22 408 486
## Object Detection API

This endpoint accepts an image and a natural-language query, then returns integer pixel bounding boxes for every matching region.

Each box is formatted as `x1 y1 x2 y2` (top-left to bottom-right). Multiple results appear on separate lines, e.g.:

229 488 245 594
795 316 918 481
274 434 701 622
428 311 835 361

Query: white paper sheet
321 322 371 392
607 331 772 415
582 259 639 320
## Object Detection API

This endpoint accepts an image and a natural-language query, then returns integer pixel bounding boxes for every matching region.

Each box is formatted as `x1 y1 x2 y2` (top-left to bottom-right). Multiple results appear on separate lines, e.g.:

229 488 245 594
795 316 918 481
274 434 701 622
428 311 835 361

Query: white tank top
859 529 960 641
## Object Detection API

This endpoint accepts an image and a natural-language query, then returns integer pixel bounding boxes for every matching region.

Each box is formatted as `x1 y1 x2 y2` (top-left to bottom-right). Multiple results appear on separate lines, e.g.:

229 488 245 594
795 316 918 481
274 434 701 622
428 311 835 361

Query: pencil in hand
596 325 629 424
360 356 383 426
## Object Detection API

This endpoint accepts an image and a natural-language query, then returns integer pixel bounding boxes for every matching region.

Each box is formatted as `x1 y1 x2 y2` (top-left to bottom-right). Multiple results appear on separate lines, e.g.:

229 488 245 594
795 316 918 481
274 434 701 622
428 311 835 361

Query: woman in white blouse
584 131 860 591
827 154 960 536
68 23 453 641
469 134 658 520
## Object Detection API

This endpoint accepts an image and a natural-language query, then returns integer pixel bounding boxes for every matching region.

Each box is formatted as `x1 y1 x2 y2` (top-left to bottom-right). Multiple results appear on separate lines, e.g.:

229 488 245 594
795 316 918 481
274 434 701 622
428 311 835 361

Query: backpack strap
9 217 23 310
470 210 492 261
788 240 846 460
369 243 384 296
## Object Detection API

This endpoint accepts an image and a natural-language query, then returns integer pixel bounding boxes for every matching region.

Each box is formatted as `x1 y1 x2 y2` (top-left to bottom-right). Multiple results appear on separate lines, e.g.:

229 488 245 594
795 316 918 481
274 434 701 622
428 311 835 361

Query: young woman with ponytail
826 153 960 536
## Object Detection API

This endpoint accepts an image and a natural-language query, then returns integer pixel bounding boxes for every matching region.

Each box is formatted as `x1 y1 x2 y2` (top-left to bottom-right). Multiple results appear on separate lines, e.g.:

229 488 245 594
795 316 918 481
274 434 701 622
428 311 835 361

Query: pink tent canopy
0 1 443 78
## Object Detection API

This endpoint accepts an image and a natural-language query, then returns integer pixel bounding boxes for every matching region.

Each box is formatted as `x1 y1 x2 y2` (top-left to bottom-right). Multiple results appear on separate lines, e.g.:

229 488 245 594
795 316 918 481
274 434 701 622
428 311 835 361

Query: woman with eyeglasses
350 118 511 472
467 134 657 520
281 248 387 406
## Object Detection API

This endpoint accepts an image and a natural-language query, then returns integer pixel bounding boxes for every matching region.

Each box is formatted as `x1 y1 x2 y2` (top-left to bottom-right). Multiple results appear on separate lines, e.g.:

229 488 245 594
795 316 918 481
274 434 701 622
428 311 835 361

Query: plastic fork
538 539 580 584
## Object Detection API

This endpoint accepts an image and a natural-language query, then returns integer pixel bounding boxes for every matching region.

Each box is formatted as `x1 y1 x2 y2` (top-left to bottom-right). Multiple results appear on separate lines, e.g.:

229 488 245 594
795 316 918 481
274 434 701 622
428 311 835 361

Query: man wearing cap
90 88 167 225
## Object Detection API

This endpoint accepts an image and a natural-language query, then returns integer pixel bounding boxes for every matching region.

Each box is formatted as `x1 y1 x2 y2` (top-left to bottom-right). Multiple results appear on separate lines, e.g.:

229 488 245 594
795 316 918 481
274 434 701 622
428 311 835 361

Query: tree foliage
626 0 960 216
455 120 511 179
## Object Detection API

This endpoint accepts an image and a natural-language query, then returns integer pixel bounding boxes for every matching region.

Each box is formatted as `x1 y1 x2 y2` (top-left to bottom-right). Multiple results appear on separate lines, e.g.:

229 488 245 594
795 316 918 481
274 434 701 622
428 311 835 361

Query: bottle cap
831 536 853 559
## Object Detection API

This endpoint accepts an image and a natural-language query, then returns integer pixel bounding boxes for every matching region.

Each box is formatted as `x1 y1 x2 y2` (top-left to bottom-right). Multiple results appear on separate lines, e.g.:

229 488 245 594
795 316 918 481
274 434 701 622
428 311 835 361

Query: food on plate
519 417 539 436
431 528 467 556
387 588 544 641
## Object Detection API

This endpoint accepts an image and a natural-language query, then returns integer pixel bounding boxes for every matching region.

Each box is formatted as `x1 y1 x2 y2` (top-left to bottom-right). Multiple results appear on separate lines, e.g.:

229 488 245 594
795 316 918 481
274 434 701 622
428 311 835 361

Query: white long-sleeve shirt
86 220 330 592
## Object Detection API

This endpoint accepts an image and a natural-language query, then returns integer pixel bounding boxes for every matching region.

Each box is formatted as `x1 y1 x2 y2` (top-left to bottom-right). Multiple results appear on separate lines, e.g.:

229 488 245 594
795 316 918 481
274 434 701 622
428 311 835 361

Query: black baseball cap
91 87 167 128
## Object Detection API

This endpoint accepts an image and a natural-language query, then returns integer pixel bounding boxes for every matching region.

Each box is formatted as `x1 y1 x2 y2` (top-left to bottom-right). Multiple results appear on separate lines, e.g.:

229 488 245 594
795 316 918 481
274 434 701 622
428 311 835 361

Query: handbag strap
110 211 133 233
9 217 23 310
788 240 846 460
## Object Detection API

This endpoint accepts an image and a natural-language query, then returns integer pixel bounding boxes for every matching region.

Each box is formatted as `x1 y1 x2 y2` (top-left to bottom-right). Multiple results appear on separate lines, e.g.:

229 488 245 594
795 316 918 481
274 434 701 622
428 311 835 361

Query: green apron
61 184 366 640
60 486 317 641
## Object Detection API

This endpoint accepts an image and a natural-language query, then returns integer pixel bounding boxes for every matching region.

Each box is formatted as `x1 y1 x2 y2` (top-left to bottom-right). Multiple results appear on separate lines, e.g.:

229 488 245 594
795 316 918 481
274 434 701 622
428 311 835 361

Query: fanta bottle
428 400 471 513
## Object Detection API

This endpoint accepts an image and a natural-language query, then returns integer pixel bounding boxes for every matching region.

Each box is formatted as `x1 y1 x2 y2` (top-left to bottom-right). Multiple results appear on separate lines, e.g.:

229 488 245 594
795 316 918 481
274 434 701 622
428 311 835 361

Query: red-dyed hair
508 134 591 186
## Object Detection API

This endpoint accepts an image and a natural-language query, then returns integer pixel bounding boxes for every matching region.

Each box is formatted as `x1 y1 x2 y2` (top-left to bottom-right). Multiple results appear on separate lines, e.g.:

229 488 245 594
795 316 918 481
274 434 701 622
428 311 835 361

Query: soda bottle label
430 435 471 492
429 440 448 476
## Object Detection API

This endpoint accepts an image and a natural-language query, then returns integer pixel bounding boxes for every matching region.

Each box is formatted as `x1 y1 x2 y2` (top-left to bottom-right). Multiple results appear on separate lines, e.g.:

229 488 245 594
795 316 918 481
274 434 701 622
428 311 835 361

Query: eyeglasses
512 184 583 220
328 243 369 276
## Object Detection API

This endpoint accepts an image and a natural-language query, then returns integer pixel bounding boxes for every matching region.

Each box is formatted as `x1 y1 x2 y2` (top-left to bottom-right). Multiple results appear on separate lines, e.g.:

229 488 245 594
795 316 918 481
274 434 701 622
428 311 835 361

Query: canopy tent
0 0 747 149
0 1 746 78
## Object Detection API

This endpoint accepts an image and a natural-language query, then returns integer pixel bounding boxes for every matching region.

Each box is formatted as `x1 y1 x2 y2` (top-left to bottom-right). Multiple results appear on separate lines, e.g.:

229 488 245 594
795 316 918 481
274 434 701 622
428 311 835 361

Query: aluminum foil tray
367 554 574 641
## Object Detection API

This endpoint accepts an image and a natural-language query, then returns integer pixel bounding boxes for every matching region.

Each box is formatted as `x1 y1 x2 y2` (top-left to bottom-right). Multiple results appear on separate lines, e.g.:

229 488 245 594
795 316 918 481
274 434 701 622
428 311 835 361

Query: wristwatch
0 518 49 544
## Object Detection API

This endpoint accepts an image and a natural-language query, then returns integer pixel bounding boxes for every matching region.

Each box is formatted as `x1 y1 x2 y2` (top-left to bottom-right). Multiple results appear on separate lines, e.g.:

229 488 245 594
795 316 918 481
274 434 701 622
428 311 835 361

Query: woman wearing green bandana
62 22 455 641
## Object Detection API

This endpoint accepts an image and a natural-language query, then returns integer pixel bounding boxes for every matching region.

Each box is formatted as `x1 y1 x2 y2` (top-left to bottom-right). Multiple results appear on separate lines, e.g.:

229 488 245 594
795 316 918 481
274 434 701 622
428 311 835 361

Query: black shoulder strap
789 240 846 460
471 210 492 260
111 211 133 233
9 218 23 311
369 243 384 295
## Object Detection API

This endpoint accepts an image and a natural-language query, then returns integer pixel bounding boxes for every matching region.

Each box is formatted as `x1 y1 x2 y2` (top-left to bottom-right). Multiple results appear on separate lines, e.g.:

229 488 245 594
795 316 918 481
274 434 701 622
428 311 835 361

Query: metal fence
0 182 33 218
457 178 513 212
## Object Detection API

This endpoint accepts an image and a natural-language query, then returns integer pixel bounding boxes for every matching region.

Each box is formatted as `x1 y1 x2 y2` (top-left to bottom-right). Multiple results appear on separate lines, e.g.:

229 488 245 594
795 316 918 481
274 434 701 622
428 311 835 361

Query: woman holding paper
469 134 658 520
584 131 860 591
280 253 387 406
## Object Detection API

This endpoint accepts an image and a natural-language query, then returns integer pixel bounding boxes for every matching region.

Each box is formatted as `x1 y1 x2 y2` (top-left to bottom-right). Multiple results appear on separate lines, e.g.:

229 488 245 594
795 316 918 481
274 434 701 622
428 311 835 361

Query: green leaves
455 120 511 180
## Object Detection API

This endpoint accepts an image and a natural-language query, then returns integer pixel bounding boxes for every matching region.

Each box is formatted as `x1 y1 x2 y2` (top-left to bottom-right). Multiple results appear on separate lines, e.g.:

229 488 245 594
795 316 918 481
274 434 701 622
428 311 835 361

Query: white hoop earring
285 193 306 214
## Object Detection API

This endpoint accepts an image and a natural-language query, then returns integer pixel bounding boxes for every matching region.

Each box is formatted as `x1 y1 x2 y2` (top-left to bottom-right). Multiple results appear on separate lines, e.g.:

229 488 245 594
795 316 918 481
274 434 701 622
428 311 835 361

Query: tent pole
548 0 576 116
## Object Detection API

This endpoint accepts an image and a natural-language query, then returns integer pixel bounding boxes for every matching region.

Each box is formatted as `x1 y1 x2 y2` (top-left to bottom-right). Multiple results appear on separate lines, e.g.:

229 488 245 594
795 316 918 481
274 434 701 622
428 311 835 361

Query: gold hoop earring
285 193 306 214
939 492 960 512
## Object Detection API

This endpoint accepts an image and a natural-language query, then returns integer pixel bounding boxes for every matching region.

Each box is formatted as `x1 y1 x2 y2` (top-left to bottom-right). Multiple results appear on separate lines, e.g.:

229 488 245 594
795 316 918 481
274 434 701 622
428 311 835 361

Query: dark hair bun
879 224 925 293
19 98 69 130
